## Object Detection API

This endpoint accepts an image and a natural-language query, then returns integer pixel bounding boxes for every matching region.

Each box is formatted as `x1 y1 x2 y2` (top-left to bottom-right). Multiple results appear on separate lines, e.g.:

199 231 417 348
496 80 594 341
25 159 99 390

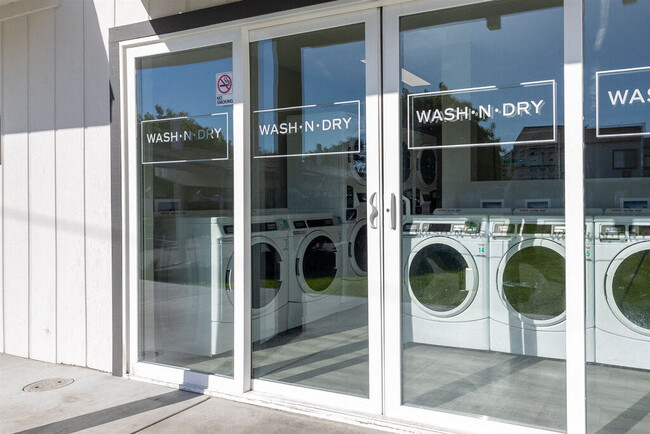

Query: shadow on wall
137 0 243 21
1 0 112 373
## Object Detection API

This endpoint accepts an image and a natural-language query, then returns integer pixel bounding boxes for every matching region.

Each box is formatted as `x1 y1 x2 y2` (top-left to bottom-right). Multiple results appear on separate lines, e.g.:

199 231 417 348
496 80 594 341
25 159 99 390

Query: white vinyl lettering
608 89 629 106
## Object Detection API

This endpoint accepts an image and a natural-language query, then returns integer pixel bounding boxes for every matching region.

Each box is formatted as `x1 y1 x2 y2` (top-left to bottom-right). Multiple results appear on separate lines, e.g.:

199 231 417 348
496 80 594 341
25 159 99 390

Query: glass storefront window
249 24 369 398
137 44 235 376
584 1 650 431
399 1 566 430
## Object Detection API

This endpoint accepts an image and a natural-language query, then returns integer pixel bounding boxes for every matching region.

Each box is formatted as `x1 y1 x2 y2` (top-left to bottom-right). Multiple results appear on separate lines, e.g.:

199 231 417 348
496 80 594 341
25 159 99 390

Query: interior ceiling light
401 68 431 87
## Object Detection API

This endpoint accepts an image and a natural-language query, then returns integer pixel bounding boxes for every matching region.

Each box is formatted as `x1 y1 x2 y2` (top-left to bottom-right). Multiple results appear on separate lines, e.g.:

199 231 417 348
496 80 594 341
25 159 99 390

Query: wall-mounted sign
596 66 650 138
407 80 556 148
216 71 233 106
141 113 229 164
253 101 360 158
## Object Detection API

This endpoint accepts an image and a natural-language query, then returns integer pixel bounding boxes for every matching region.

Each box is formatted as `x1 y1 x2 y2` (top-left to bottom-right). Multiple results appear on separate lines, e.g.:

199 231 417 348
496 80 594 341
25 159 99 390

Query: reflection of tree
403 82 503 183
139 105 230 160
402 82 499 145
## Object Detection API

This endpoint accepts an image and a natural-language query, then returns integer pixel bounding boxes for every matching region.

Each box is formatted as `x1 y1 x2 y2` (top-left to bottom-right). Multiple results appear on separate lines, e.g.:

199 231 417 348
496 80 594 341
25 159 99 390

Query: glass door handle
390 193 397 230
369 192 379 229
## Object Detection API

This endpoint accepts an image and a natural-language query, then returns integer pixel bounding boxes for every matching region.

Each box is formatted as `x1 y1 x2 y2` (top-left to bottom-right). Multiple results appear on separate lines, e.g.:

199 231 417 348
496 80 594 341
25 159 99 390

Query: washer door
297 230 339 294
226 236 284 312
406 237 479 318
349 220 367 276
605 242 650 336
497 238 566 326
416 149 437 190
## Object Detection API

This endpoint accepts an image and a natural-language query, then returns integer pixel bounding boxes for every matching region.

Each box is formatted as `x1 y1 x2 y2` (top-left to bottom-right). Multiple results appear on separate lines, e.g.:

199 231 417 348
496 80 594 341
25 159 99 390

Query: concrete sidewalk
0 354 378 434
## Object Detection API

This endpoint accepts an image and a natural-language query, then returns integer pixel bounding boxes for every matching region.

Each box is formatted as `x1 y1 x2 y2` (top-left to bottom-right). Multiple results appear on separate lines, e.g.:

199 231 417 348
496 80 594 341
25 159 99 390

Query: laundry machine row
402 208 603 362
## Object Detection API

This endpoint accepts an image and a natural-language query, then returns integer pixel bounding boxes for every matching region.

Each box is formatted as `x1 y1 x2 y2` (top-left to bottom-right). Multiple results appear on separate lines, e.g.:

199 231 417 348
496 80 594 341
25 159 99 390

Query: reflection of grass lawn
612 251 650 329
503 247 565 319
304 276 368 298
409 272 467 311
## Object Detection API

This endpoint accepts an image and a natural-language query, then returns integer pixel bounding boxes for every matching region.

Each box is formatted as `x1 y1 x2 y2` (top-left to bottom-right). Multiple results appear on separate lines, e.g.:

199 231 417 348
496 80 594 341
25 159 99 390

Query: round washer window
419 150 437 187
353 224 367 273
502 246 565 321
302 235 337 292
408 243 470 312
611 249 650 331
251 242 282 309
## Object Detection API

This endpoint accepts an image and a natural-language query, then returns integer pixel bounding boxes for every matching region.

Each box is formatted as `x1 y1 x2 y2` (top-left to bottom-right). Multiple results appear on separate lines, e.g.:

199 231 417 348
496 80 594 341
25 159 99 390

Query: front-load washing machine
594 208 650 370
488 208 596 359
402 209 504 350
156 215 290 356
343 206 367 279
414 148 439 193
287 213 363 328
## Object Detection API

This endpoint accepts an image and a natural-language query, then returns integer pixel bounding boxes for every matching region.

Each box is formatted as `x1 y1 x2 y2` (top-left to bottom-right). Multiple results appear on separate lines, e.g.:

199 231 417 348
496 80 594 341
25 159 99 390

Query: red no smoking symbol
218 74 232 94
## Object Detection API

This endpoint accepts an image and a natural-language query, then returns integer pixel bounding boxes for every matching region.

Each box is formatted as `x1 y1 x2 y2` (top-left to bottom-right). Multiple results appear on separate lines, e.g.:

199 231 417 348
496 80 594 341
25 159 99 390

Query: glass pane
399 1 566 430
584 1 650 431
249 24 369 398
137 45 234 376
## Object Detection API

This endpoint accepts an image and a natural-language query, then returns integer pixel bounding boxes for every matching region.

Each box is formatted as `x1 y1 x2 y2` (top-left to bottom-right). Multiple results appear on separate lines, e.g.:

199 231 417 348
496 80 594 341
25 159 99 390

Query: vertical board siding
2 17 30 358
27 9 57 363
84 0 114 372
55 0 87 366
115 0 149 26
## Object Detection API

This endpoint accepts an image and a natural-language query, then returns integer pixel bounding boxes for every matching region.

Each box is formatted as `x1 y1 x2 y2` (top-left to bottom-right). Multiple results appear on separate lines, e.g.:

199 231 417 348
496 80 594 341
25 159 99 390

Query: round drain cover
23 378 74 392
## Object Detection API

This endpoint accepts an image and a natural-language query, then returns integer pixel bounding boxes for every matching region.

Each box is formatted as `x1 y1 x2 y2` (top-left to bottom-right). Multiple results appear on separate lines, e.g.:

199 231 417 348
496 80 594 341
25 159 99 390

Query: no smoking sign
216 71 233 106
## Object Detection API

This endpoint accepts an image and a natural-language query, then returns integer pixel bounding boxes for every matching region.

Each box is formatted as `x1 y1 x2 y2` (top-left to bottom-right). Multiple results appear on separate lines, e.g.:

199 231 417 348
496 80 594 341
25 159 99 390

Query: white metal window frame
381 0 586 433
122 28 244 396
118 0 589 431
246 9 383 415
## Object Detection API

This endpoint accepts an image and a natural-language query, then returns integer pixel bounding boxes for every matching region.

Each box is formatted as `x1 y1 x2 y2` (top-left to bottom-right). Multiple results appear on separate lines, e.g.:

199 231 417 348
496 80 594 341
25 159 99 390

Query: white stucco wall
0 0 239 372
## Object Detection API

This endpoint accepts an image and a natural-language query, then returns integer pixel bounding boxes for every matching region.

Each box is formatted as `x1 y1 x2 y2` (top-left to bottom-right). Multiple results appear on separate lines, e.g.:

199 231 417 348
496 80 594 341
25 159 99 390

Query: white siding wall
0 0 242 371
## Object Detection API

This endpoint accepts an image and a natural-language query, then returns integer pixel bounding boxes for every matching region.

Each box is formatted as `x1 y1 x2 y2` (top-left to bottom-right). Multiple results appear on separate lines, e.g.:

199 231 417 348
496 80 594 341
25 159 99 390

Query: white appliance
288 213 363 328
345 140 367 211
488 208 597 360
403 148 439 215
343 206 367 279
594 208 650 370
401 209 507 350
155 215 290 357
414 148 439 193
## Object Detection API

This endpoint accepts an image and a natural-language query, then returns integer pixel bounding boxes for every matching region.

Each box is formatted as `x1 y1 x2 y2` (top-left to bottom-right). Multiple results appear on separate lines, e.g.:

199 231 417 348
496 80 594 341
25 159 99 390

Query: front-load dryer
402 209 504 351
488 208 596 359
158 216 290 356
594 208 650 370
287 213 363 329
343 206 368 279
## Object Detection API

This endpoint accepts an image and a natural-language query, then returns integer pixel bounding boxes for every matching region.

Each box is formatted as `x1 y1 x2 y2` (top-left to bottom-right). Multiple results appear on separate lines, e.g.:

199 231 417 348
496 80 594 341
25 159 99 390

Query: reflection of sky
584 0 650 130
137 54 233 119
253 32 366 153
400 4 564 143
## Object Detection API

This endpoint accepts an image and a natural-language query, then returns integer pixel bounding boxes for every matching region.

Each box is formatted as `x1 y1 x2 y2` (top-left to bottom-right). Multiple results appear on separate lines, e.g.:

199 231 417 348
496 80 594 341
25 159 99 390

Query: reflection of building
472 126 564 182
584 125 650 179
